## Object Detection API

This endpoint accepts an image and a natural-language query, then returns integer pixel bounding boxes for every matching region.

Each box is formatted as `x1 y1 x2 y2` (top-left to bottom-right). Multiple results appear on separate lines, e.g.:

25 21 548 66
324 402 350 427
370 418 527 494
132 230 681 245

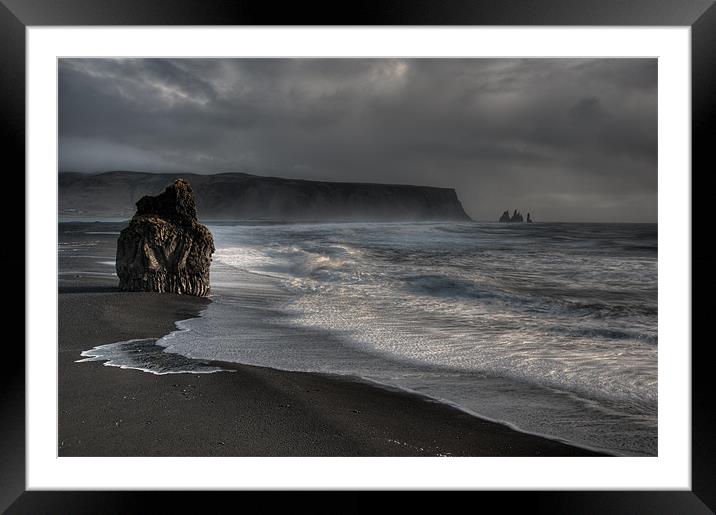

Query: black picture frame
3 0 713 512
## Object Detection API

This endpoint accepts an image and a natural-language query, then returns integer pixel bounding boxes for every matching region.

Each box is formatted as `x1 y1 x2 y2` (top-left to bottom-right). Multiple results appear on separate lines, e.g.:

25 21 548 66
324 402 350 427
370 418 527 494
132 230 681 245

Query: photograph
2 0 710 509
57 57 658 458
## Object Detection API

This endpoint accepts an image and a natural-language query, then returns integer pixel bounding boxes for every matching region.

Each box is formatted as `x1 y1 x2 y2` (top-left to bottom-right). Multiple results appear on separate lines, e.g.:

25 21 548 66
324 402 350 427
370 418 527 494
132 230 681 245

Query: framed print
3 0 714 512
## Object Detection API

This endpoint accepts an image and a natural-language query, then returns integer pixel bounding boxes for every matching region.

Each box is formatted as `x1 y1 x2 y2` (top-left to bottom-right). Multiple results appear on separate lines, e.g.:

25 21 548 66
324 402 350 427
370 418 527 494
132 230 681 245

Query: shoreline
59 277 605 457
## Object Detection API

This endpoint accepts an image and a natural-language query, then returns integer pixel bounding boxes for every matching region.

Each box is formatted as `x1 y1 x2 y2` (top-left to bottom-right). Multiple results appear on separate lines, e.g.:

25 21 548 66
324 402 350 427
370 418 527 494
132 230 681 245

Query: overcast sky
59 58 657 222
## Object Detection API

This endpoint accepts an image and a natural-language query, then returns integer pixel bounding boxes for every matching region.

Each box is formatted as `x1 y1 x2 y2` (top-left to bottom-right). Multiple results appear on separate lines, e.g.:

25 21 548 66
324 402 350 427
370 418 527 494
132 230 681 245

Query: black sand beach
58 225 605 457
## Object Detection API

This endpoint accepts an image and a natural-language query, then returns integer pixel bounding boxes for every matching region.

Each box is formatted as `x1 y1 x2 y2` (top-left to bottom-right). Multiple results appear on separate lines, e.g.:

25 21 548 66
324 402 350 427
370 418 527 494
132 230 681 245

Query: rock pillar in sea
116 179 215 297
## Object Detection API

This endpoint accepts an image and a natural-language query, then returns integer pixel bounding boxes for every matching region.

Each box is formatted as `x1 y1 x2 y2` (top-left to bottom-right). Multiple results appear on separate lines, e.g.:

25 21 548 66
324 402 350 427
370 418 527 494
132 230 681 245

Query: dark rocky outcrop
116 179 215 296
499 209 529 223
59 171 471 222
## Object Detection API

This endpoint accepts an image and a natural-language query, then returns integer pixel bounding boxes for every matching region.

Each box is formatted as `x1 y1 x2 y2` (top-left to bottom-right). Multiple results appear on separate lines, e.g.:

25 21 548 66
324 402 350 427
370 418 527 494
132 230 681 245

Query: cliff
59 171 472 222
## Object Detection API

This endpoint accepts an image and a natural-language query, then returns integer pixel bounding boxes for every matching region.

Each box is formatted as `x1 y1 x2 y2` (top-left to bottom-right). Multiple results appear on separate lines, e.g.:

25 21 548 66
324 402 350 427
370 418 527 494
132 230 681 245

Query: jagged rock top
499 208 529 223
135 178 198 225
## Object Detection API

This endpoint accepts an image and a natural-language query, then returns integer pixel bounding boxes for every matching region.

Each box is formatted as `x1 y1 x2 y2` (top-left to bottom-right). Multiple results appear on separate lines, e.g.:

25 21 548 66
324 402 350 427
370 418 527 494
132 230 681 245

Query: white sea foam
210 223 657 407
146 222 658 456
77 338 229 375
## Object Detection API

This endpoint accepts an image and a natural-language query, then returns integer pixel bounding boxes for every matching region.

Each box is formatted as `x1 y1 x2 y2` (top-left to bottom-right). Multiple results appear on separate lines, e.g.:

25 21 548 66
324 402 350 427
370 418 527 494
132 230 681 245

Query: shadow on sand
58 285 121 294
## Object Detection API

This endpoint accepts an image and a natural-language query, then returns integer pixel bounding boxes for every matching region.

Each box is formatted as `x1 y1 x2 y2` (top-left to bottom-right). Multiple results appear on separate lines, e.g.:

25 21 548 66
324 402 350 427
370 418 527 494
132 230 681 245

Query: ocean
78 221 658 456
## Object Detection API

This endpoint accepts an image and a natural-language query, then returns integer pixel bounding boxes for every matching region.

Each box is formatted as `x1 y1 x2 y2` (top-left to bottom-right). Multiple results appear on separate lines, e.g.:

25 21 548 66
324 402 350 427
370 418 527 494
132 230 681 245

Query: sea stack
116 179 215 297
499 209 526 223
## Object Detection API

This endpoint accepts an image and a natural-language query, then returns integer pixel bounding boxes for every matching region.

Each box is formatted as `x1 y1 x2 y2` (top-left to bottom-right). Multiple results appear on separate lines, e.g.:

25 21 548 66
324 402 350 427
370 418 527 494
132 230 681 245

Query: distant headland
59 171 472 223
499 209 533 223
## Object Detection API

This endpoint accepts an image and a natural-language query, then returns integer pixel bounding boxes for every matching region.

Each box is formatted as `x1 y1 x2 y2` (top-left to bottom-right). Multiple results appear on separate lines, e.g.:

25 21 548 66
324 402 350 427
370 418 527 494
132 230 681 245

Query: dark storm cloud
58 58 657 222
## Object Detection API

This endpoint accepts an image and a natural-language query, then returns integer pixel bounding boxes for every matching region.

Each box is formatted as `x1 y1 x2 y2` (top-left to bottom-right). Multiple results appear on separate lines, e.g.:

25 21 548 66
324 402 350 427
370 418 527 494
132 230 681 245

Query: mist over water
142 221 657 456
